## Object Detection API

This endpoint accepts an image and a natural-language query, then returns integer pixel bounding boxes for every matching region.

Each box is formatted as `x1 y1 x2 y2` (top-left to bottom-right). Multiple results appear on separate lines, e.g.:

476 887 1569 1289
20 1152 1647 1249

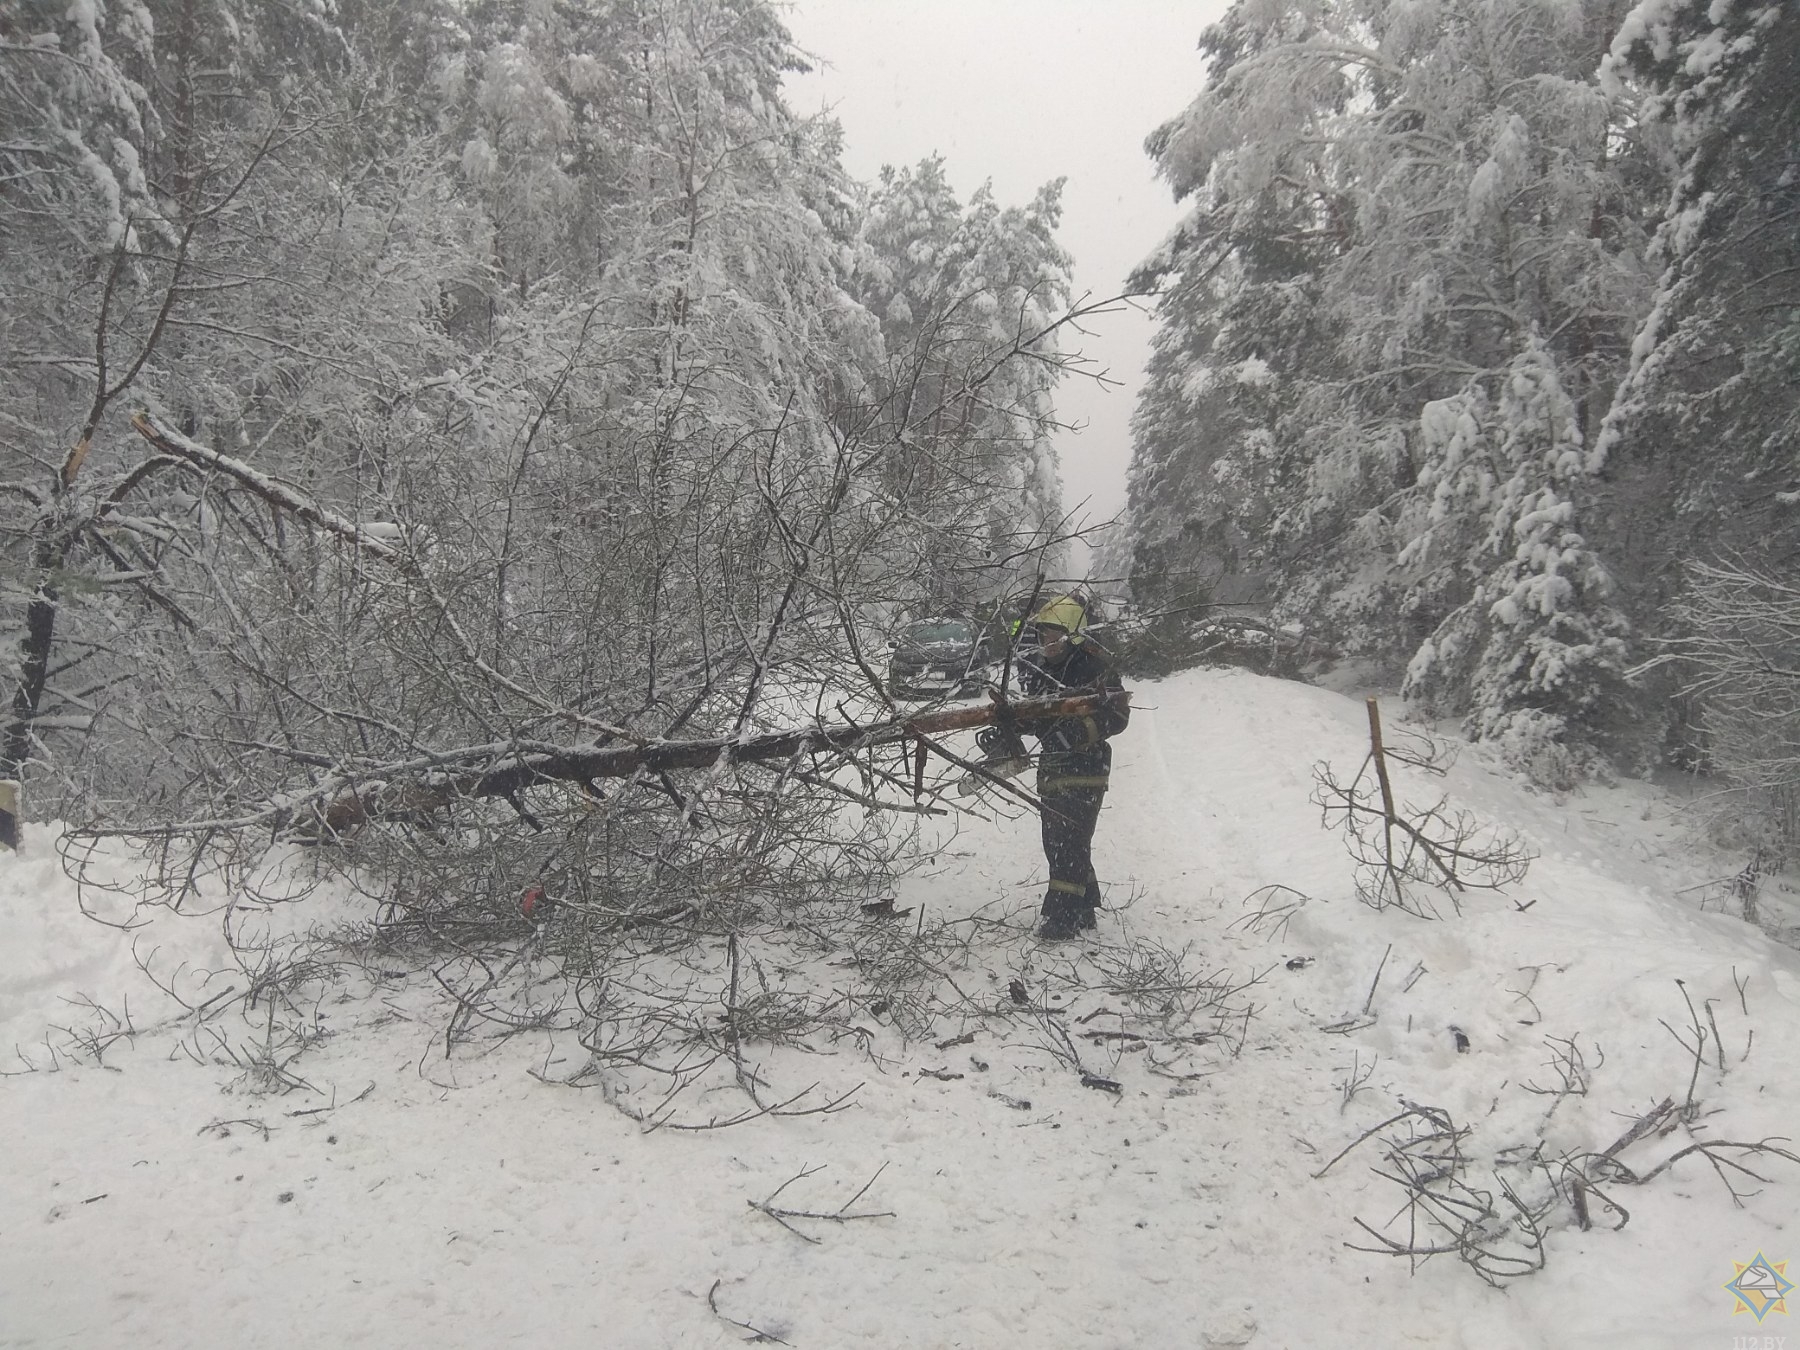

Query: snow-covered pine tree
1403 338 1633 786
1125 0 1359 626
1589 0 1800 817
1127 0 1661 779
1125 239 1343 622
851 158 1076 612
1589 0 1798 612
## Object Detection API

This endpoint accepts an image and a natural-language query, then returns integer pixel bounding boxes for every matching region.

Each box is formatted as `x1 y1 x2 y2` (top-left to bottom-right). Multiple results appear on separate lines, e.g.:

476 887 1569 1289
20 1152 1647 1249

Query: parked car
886 616 993 700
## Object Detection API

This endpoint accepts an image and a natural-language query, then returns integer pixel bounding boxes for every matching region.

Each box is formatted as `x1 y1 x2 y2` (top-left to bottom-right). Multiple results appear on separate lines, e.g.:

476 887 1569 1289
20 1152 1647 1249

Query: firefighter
1020 593 1129 940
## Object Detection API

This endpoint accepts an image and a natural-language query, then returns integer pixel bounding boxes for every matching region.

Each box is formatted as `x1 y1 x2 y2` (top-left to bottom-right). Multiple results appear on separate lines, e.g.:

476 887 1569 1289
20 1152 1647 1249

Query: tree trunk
1 529 67 845
310 689 1128 835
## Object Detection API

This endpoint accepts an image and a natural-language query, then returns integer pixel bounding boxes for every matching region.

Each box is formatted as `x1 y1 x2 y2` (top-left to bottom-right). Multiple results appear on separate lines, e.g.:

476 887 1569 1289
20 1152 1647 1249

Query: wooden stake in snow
1365 696 1398 825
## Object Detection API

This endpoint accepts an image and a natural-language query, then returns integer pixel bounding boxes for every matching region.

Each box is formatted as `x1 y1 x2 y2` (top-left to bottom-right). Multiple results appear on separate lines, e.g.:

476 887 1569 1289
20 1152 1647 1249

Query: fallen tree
303 688 1125 831
37 215 1131 1116
113 410 1127 841
106 687 1129 839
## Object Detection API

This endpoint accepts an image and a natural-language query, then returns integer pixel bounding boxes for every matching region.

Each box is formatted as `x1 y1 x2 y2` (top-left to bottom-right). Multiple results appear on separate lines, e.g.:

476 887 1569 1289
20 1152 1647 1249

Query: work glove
1040 720 1090 753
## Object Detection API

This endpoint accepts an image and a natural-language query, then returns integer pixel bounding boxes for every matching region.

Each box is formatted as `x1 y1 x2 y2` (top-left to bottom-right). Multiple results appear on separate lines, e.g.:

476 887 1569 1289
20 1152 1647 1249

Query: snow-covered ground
3 667 1797 1349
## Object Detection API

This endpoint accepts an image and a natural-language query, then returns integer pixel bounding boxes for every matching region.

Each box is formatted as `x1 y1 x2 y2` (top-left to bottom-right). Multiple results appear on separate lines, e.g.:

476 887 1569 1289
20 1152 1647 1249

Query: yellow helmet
1030 594 1088 643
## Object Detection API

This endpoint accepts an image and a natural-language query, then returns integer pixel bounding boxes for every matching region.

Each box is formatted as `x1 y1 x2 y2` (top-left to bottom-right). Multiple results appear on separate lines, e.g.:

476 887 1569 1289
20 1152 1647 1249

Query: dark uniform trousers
1022 635 1127 927
1037 740 1111 921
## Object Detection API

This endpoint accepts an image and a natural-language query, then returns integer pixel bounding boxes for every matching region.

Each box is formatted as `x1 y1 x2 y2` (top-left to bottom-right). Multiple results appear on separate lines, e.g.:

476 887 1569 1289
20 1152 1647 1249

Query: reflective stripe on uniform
1040 774 1110 792
1047 879 1089 895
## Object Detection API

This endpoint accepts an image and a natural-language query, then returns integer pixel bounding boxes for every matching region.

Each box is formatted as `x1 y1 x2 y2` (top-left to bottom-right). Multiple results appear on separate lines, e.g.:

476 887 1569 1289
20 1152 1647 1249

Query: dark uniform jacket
1022 640 1130 762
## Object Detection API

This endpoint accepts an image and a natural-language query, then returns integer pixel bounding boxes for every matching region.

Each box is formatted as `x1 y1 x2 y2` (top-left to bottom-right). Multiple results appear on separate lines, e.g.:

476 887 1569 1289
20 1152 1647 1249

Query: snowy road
3 669 1797 1348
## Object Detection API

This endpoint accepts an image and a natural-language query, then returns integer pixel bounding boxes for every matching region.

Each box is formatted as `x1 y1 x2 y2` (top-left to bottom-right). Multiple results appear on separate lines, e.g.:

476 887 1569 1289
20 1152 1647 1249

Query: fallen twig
747 1163 895 1245
707 1279 789 1345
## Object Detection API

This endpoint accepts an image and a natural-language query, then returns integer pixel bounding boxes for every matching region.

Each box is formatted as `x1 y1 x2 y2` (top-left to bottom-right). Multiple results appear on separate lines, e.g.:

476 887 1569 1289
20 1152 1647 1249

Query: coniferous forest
2 0 1797 900
1124 0 1799 818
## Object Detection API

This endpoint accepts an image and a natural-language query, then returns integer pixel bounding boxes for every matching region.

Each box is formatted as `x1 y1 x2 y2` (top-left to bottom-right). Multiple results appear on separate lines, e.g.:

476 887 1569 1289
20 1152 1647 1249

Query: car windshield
904 620 974 645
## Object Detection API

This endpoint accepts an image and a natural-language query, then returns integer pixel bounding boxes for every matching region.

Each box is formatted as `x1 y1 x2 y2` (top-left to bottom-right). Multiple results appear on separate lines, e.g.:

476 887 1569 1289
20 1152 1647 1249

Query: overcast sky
779 0 1230 576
